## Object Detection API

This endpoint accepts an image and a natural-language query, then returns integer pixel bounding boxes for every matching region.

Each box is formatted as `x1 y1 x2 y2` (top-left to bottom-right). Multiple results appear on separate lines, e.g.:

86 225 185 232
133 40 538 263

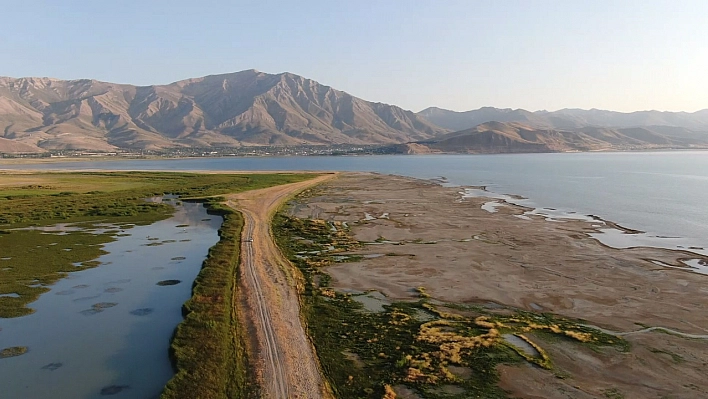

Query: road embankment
161 199 253 399
226 174 337 399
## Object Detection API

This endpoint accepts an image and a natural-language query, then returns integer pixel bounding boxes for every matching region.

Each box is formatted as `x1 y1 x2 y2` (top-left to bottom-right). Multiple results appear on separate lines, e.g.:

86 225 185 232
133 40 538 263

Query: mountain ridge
401 121 708 154
0 70 447 152
418 106 708 132
1 70 707 154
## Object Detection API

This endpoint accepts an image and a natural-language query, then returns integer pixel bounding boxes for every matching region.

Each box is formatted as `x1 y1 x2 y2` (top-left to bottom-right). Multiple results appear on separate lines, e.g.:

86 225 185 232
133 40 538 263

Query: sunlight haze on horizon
2 0 706 113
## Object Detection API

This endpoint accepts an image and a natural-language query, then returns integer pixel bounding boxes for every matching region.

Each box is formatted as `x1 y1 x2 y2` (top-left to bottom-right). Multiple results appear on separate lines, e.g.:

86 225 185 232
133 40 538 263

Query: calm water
4 151 706 246
0 201 222 399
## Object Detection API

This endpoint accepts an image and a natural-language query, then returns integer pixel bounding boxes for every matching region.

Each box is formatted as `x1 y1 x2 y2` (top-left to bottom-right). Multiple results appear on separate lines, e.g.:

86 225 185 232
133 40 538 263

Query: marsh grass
0 228 114 317
603 387 626 399
0 172 314 227
273 212 628 398
273 214 515 398
161 201 254 399
0 346 28 358
0 172 314 317
1 171 319 397
649 348 685 364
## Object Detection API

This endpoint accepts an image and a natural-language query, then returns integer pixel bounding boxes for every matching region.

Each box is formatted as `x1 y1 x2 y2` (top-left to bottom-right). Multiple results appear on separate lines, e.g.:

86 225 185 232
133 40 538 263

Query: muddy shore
290 172 708 399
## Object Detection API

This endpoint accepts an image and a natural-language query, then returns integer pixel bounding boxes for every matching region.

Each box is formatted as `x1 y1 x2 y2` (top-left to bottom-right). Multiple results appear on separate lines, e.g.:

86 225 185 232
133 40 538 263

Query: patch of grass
0 346 28 358
415 286 430 299
603 387 625 399
517 312 630 353
0 228 114 317
497 312 626 348
649 347 685 363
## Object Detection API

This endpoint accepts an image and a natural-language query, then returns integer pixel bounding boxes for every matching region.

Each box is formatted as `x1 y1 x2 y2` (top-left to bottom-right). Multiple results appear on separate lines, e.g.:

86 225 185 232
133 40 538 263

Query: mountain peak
0 71 447 152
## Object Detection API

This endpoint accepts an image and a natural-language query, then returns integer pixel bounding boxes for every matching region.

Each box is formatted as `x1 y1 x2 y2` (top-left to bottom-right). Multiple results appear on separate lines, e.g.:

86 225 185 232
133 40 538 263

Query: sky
2 0 707 113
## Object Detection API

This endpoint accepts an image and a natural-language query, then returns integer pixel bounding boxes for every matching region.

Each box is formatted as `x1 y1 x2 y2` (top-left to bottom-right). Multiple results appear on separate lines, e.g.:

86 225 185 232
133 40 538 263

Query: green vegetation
161 199 254 399
0 171 314 317
0 227 115 317
0 346 28 358
0 171 320 396
273 212 628 398
0 171 318 394
649 347 685 364
0 172 313 226
603 387 625 399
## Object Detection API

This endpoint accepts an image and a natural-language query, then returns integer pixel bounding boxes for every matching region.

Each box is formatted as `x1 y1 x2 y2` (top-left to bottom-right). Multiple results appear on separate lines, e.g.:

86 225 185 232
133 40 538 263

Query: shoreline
162 198 253 398
2 147 708 164
2 147 708 168
283 172 708 398
461 185 708 260
456 177 708 276
290 172 708 331
2 166 705 265
2 151 706 255
2 152 707 260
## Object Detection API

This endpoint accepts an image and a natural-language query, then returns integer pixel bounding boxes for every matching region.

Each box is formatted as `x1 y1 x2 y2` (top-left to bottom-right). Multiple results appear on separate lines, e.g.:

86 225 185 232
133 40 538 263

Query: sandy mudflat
290 172 708 399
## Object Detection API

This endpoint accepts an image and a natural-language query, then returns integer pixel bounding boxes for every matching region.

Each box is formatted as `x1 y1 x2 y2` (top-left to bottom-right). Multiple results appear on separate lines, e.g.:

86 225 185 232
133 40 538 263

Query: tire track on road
241 209 289 398
227 173 337 399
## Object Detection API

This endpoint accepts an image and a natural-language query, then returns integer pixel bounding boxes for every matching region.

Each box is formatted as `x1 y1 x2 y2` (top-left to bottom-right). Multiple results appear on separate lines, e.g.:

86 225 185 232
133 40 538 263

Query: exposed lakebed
463 187 708 264
0 201 222 399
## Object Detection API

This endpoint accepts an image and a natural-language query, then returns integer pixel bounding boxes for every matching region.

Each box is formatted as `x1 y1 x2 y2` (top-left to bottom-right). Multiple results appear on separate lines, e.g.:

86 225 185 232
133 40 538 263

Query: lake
3 151 707 251
0 201 222 399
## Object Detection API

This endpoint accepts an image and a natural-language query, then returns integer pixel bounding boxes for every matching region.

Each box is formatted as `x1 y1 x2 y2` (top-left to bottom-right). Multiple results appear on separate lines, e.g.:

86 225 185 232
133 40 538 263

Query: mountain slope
0 70 447 152
418 106 708 132
3 71 707 154
416 122 708 154
418 107 553 131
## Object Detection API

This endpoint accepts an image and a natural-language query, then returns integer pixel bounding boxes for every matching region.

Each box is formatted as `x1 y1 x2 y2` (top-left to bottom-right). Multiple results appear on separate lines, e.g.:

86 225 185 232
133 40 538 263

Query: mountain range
0 70 445 152
418 106 708 132
0 69 706 153
401 121 708 154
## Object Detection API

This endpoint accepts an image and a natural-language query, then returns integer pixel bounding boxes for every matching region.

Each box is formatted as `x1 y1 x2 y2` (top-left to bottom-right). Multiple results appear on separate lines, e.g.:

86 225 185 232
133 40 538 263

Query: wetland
0 201 221 398
276 172 708 399
0 171 315 399
2 165 707 398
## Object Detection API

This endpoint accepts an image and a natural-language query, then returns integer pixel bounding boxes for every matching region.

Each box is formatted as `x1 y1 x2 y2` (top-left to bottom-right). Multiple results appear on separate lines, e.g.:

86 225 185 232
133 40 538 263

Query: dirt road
227 174 335 399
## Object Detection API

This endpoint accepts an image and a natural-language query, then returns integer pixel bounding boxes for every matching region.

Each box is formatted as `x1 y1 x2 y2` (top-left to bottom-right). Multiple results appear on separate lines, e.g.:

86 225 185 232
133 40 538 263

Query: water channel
0 200 222 398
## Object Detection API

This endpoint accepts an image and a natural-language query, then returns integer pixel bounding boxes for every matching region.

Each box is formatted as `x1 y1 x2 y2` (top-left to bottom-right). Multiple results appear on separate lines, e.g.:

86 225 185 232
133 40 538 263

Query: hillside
418 106 708 132
0 70 447 152
412 121 708 154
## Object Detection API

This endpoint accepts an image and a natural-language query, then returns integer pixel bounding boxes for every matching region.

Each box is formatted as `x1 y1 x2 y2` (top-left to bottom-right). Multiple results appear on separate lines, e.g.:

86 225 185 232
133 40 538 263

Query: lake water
4 151 706 252
0 201 222 399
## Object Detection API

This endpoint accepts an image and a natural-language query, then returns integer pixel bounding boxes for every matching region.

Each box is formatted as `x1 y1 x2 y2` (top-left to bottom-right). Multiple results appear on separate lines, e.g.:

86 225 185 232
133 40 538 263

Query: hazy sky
2 0 707 113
